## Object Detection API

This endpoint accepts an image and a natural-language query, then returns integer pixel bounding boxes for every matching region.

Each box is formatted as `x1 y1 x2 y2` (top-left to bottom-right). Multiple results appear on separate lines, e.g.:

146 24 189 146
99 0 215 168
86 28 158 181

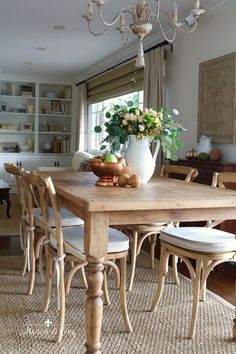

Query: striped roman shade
87 61 144 103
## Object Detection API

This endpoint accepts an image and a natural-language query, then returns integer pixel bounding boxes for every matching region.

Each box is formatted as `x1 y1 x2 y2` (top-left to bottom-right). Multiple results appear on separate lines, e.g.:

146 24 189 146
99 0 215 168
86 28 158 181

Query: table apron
109 207 236 225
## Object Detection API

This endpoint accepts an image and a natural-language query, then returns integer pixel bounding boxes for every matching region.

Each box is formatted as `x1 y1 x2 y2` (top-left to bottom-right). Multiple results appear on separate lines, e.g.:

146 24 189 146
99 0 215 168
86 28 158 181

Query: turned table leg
85 257 104 354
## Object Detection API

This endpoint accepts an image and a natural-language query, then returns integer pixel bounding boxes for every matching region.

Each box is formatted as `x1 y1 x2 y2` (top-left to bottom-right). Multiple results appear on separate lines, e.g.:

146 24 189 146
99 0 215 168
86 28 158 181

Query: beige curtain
143 47 166 174
77 83 87 151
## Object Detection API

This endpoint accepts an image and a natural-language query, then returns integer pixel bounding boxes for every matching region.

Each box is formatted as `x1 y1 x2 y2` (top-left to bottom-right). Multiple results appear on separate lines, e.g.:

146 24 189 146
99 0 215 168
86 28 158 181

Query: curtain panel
143 47 166 174
76 83 87 151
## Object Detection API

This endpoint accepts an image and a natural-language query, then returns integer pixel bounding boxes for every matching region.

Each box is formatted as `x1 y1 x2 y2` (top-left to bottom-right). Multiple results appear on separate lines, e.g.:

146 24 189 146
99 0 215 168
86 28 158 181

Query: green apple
103 153 118 163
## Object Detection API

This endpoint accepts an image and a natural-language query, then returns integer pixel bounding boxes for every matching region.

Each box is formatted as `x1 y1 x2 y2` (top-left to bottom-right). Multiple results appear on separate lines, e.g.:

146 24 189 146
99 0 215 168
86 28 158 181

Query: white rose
139 125 145 132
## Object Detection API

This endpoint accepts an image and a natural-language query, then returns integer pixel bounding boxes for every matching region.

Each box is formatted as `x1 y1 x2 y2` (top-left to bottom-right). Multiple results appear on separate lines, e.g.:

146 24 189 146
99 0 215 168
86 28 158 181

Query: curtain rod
76 40 172 86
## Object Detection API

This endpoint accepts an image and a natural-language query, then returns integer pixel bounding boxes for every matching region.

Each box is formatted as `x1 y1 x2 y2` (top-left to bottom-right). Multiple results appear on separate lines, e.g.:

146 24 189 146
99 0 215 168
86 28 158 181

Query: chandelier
82 0 205 67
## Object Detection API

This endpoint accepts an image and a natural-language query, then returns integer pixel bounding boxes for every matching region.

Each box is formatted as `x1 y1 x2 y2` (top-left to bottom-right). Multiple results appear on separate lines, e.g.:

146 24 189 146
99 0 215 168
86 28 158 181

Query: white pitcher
124 135 160 183
197 135 213 155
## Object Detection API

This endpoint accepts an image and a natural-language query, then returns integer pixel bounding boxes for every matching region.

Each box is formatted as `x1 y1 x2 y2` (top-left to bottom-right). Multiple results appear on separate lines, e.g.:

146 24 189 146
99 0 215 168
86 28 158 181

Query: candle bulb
120 13 125 27
172 2 178 23
194 0 200 10
88 1 93 16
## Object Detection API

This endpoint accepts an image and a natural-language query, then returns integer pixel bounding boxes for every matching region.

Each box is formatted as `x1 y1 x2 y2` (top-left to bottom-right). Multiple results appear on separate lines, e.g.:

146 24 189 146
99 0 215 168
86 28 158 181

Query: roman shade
86 61 144 104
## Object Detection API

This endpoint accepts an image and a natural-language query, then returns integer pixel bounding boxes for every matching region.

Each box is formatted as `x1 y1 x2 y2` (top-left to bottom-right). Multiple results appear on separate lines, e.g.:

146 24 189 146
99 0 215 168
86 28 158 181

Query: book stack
61 102 72 115
21 85 33 97
61 138 70 153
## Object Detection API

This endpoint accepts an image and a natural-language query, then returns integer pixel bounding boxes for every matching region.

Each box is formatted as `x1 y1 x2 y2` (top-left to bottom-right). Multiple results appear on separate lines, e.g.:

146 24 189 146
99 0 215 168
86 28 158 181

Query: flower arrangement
94 101 186 160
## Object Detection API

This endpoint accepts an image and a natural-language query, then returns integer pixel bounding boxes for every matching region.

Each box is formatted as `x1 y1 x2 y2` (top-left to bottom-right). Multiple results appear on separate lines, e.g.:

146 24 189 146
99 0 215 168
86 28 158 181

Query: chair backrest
37 167 73 172
4 162 27 215
207 172 236 229
22 171 64 256
160 164 198 182
212 172 236 189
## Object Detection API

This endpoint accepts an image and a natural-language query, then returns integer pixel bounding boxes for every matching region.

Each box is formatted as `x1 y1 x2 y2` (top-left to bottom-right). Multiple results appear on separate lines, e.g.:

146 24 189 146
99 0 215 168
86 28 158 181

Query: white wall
166 4 236 162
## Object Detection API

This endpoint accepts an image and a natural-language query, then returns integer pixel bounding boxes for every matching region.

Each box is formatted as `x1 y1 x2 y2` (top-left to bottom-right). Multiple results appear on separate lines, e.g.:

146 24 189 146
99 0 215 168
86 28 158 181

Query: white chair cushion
50 227 129 254
33 207 84 227
160 227 236 253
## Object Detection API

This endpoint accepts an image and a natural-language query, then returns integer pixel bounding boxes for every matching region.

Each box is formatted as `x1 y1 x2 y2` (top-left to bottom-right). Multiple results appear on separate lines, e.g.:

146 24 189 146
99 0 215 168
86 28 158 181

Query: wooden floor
0 235 235 305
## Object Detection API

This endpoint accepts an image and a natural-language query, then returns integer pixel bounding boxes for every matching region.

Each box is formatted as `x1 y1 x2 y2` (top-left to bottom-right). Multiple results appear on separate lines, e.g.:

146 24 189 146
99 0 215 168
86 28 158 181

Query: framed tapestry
198 52 236 143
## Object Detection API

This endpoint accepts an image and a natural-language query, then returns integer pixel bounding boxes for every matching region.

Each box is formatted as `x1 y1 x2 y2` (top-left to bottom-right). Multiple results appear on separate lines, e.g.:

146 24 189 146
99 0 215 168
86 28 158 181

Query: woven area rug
0 194 20 236
0 254 235 354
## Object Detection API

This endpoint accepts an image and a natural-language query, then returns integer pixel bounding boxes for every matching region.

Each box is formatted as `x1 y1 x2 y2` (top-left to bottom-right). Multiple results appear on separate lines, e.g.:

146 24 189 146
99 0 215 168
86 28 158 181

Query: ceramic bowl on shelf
20 145 29 152
89 160 136 186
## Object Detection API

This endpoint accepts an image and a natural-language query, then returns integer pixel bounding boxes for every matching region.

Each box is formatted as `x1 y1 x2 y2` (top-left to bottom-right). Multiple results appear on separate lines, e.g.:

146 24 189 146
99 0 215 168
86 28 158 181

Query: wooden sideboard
169 159 236 234
169 159 236 185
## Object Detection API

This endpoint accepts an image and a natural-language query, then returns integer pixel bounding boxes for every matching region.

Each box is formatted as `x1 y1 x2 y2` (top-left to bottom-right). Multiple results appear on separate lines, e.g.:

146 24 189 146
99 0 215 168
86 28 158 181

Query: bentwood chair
123 164 198 291
150 171 236 339
22 171 132 343
4 163 32 276
4 163 84 295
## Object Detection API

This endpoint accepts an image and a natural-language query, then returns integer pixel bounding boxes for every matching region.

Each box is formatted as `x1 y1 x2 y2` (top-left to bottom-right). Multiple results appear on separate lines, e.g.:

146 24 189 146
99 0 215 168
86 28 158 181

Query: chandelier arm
98 5 135 27
88 21 108 36
152 0 160 20
155 17 177 43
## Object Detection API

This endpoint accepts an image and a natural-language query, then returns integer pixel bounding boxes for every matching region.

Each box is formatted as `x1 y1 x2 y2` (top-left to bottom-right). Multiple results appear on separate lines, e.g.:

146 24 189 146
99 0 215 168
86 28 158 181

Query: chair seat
50 227 129 254
33 207 84 227
161 227 236 253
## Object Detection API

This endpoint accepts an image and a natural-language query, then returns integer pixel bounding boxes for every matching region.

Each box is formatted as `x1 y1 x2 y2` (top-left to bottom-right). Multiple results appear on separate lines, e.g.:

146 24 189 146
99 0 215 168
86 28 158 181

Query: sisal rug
0 254 235 354
0 194 20 236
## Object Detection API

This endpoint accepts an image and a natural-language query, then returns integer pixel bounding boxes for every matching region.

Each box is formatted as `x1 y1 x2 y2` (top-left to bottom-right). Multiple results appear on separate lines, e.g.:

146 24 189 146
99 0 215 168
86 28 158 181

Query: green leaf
105 112 111 118
100 145 106 150
94 126 102 133
113 104 120 111
127 100 134 107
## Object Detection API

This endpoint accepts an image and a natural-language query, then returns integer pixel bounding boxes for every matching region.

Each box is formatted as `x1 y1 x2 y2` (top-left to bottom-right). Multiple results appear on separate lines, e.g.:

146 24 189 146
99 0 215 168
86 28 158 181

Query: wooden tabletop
44 171 236 223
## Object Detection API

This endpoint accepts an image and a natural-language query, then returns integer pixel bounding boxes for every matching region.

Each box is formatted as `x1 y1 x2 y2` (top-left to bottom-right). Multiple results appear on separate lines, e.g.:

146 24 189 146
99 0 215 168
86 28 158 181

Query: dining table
41 171 236 354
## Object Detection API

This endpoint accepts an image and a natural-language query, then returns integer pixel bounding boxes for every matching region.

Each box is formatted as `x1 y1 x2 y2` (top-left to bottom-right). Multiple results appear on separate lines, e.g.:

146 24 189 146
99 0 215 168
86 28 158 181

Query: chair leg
43 248 54 313
119 257 133 332
56 261 66 343
200 259 210 302
102 268 110 306
189 259 202 339
28 229 35 295
65 262 88 295
172 255 180 285
81 266 88 289
21 227 28 276
128 231 138 291
150 234 157 269
150 245 169 312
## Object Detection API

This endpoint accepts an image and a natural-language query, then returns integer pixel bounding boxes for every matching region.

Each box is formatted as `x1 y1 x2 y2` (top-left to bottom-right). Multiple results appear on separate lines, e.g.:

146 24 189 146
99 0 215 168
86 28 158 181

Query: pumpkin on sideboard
209 148 222 161
185 148 198 160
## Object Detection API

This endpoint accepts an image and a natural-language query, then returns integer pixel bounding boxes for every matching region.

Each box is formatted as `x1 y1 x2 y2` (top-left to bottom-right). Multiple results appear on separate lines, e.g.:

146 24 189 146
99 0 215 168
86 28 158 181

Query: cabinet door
39 156 72 167
39 157 59 167
59 157 72 167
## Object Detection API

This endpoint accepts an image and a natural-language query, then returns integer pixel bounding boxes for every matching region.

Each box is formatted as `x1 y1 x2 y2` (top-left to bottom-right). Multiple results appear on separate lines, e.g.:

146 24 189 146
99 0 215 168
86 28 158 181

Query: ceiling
0 0 232 79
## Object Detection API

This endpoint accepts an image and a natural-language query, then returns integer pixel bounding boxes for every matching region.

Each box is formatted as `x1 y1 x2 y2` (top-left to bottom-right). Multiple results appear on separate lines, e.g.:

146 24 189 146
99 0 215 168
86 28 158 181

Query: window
87 91 143 153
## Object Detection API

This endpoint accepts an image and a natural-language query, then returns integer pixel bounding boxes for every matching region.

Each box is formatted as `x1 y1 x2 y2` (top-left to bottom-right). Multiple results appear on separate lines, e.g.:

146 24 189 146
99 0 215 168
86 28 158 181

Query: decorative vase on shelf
124 135 160 183
197 135 213 155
